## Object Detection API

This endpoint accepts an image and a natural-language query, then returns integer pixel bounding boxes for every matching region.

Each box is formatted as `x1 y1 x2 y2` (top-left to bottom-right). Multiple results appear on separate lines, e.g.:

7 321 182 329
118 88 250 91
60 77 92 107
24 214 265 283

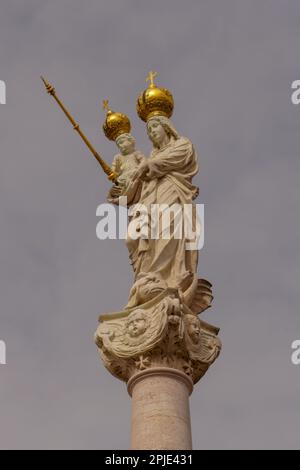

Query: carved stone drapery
95 282 221 385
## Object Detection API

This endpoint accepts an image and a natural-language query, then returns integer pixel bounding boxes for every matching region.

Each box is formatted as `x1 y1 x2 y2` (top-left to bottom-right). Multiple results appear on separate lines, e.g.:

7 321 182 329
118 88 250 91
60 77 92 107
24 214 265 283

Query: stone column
127 367 193 450
95 287 221 451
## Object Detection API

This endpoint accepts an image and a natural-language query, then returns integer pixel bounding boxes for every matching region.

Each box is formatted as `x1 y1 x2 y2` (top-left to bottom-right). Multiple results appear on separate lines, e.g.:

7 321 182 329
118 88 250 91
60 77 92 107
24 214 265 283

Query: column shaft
127 367 193 450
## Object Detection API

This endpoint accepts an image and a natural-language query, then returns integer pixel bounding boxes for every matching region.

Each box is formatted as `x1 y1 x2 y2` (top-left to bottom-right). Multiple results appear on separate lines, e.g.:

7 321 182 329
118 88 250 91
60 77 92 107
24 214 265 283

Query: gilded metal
146 71 158 88
137 71 174 122
41 76 117 182
102 99 131 141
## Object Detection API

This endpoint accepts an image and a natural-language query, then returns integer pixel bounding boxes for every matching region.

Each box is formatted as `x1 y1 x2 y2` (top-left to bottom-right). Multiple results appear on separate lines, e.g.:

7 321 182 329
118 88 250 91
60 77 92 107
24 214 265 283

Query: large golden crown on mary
136 71 174 122
102 100 131 141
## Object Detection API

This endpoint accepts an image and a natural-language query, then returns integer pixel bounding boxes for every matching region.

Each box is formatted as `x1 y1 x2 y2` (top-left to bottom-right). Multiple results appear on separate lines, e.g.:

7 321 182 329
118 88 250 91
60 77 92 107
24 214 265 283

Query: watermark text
96 198 204 251
291 340 300 365
291 80 300 105
0 340 6 365
0 80 6 104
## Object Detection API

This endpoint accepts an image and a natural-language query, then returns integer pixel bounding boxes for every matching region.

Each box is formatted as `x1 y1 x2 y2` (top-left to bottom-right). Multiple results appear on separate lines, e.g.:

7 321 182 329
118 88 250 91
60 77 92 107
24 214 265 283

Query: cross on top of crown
103 99 111 112
146 71 158 87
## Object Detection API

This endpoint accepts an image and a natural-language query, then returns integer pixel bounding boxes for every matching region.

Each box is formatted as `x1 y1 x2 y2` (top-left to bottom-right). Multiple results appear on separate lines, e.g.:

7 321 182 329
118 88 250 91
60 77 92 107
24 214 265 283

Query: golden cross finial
103 99 111 112
146 71 158 87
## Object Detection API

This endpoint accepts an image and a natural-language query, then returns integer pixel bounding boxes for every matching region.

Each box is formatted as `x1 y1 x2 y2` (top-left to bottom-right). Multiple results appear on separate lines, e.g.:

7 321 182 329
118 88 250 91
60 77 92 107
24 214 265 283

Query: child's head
116 133 136 156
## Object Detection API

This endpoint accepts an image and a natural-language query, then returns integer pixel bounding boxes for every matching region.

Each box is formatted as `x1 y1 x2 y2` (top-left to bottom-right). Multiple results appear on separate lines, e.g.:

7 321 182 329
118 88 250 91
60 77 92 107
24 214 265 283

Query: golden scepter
41 76 118 183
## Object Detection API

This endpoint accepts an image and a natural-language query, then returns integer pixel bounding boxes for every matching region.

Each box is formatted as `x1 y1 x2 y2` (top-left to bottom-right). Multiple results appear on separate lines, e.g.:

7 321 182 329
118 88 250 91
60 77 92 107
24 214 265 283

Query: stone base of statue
95 280 221 450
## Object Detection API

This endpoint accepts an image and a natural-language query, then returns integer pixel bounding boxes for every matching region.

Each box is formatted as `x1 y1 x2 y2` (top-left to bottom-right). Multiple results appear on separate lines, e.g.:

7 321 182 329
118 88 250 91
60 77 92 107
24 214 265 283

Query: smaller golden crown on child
102 100 131 141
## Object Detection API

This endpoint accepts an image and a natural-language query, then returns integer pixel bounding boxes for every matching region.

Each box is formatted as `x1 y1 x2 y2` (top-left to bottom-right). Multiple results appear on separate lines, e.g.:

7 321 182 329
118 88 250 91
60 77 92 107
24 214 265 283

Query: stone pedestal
95 283 221 450
127 367 193 450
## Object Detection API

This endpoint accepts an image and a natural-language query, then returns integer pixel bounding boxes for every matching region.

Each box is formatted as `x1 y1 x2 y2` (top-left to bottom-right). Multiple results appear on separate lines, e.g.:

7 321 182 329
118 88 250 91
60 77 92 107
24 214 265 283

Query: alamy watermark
289 85 300 364
291 340 300 365
0 82 6 363
0 340 6 365
0 80 6 104
291 80 300 105
96 197 205 250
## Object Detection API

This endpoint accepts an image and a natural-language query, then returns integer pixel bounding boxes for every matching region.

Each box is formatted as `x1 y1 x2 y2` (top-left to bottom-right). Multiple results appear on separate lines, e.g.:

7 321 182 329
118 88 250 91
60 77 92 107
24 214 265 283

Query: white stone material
127 367 193 450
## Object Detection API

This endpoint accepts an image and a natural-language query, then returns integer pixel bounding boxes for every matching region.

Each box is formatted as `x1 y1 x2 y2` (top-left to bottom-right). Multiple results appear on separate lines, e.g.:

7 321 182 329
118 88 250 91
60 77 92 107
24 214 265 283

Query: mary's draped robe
125 135 200 298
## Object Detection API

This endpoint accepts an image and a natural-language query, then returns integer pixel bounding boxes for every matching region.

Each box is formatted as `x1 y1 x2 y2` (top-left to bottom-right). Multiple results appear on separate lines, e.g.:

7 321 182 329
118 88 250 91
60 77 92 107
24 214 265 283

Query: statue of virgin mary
124 74 207 311
105 73 212 314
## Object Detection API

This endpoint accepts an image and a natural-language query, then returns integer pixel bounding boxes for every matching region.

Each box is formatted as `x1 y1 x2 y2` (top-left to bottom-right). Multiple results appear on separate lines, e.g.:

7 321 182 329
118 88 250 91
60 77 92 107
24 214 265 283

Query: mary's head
147 116 179 149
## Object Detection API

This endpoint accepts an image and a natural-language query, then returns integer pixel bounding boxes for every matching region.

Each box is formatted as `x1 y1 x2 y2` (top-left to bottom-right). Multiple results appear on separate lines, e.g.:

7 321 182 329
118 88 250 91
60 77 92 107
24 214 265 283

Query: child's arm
111 155 121 175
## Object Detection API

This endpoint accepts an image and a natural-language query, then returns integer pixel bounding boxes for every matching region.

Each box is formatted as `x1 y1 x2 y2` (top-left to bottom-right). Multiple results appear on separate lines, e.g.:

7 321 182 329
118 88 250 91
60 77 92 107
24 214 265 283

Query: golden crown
136 71 174 122
102 100 131 141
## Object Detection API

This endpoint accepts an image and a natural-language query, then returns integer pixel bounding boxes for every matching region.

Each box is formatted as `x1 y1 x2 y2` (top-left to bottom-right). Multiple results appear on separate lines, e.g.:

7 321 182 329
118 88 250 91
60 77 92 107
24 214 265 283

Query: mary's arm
146 138 198 179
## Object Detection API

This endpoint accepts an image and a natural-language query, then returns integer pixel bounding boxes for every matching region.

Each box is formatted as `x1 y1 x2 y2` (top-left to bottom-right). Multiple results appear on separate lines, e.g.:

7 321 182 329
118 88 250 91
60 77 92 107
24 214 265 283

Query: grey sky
0 0 299 449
